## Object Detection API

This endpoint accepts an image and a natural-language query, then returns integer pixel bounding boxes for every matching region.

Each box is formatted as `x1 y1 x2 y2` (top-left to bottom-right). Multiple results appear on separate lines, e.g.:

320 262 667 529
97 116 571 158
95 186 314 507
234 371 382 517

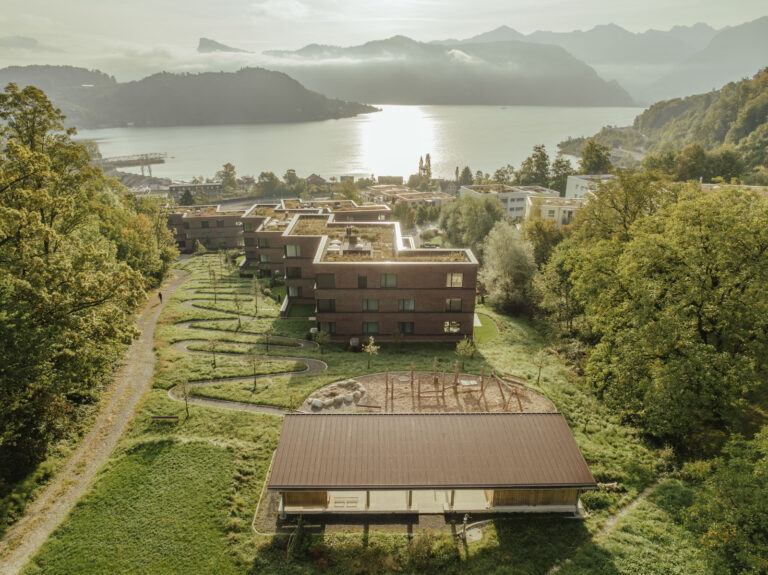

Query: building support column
450 489 455 510
408 490 413 510
366 490 370 511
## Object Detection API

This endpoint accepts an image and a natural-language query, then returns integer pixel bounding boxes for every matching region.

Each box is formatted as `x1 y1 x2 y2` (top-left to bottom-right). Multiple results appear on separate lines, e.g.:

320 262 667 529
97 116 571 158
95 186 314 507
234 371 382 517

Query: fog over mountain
1 13 765 108
433 19 768 103
264 35 633 106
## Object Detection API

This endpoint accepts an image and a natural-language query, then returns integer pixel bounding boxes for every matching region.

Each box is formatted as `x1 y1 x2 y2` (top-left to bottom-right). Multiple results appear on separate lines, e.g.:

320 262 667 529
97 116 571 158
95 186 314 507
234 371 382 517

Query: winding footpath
166 288 327 415
0 270 188 575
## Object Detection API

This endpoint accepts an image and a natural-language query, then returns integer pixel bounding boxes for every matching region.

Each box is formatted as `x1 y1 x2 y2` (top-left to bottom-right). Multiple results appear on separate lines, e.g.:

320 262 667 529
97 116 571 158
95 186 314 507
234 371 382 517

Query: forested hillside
265 35 634 106
560 68 768 182
0 66 378 128
0 83 178 524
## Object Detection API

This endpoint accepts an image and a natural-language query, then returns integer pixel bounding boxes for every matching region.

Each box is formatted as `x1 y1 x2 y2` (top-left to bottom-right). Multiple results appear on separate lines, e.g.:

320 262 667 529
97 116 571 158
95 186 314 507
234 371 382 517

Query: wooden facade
490 488 579 507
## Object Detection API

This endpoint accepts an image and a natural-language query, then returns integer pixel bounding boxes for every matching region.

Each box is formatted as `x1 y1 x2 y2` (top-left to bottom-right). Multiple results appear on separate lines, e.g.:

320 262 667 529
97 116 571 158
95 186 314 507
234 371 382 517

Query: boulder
344 393 355 403
309 398 324 409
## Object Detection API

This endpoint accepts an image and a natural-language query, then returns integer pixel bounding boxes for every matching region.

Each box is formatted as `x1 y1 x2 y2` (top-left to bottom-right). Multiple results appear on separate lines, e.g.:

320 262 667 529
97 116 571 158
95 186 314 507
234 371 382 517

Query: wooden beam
408 490 413 509
366 490 370 510
450 489 455 509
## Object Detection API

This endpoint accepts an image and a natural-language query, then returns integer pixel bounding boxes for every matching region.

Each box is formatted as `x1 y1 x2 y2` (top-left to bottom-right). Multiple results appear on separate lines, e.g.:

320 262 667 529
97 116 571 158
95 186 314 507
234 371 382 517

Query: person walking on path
158 291 163 304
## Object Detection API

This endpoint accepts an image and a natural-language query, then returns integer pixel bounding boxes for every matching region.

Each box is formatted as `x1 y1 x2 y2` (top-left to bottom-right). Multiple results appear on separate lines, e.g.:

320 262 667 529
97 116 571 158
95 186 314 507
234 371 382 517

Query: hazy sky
1 0 766 78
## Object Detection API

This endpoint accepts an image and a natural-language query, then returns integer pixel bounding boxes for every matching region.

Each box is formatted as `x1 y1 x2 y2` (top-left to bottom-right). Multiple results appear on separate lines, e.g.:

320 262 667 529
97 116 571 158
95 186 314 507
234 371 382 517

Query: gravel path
166 294 326 415
0 270 189 575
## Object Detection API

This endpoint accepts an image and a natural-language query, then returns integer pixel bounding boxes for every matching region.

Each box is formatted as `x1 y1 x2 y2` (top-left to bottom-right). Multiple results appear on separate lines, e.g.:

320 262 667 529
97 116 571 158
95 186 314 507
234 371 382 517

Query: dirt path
0 270 189 575
546 479 665 574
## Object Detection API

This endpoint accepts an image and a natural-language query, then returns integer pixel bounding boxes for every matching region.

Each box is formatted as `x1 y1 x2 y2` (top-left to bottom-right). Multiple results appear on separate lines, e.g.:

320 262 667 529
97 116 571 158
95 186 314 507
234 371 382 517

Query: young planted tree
455 337 475 370
363 336 380 369
263 324 276 354
247 345 261 391
208 265 218 304
232 291 243 330
252 278 260 319
181 381 191 419
207 340 218 369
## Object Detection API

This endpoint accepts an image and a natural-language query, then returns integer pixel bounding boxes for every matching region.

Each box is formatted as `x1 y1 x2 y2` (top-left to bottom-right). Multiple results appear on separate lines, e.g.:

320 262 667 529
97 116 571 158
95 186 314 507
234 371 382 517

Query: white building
564 175 615 199
524 196 586 228
459 184 559 219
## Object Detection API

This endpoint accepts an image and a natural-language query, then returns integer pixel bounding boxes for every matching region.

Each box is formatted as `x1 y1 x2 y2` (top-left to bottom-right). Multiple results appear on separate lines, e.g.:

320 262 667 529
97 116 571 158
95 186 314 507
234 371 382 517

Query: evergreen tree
579 139 612 174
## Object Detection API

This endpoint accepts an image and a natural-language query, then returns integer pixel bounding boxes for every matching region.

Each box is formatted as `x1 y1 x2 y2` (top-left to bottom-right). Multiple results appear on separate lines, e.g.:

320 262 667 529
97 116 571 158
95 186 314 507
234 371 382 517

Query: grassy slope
24 254 711 574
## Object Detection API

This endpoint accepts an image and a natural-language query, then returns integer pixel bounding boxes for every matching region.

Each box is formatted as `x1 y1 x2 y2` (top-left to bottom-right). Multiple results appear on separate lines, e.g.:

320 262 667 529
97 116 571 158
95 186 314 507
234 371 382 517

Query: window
317 299 336 312
346 216 353 222
259 254 270 263
216 220 225 228
446 273 463 288
362 322 379 335
380 273 397 288
398 298 415 312
319 322 336 334
443 321 461 333
397 322 414 335
258 238 270 248
547 210 556 218
316 273 335 289
288 286 302 298
244 237 255 246
286 267 301 279
285 245 301 258
244 223 254 232
358 275 367 288
362 299 379 312
378 214 386 221
183 222 189 229
201 221 210 229
445 298 462 312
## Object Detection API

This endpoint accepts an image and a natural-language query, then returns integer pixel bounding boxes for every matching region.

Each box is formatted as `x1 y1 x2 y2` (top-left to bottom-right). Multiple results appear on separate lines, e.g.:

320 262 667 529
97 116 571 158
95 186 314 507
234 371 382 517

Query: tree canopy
0 83 177 481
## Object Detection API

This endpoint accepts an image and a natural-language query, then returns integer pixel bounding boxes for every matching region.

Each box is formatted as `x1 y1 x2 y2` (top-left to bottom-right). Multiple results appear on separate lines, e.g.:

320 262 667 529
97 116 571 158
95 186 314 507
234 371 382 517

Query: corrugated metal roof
269 413 596 490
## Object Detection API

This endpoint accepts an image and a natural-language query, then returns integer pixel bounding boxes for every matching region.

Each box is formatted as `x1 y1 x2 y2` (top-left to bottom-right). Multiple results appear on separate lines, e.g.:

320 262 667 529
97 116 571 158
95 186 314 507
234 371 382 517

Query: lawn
473 312 499 345
286 302 316 317
23 254 711 574
23 441 242 575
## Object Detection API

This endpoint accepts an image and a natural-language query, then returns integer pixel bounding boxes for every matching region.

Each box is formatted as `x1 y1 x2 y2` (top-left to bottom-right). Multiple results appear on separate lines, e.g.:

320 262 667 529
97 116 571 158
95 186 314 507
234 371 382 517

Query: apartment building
167 205 246 253
459 184 559 219
281 214 478 341
524 196 586 228
241 200 390 276
564 174 615 199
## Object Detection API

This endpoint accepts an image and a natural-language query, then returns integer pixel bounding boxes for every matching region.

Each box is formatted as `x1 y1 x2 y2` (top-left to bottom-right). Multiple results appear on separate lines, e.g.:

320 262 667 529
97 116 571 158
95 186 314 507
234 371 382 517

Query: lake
77 105 642 182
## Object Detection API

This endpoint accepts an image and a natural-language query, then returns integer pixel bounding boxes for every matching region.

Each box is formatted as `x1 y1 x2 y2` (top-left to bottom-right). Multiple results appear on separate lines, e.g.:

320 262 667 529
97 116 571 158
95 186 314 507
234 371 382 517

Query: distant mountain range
640 17 768 102
429 17 768 104
265 35 633 106
197 38 250 54
0 65 377 128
